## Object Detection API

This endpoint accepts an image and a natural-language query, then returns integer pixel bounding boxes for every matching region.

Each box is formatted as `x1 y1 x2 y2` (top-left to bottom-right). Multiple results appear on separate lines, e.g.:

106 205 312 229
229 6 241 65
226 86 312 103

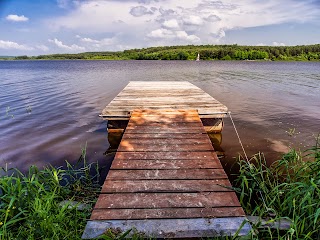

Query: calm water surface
1 60 320 175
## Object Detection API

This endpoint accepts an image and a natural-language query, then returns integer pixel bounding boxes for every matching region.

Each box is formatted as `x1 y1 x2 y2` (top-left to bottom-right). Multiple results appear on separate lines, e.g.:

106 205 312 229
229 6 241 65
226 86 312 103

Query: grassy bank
1 138 319 239
0 154 101 240
235 136 320 239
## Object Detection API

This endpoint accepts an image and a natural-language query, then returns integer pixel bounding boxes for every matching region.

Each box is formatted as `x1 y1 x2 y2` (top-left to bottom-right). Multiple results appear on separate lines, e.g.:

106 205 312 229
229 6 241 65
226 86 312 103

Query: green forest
8 44 320 61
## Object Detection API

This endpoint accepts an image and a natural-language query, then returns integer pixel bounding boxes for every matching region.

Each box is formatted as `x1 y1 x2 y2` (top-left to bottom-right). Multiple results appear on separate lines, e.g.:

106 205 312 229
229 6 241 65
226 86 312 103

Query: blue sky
0 0 319 56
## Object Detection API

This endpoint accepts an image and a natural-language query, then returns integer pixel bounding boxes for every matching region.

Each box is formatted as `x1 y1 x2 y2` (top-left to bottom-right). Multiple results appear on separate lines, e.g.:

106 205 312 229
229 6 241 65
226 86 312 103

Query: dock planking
100 81 228 119
82 109 250 239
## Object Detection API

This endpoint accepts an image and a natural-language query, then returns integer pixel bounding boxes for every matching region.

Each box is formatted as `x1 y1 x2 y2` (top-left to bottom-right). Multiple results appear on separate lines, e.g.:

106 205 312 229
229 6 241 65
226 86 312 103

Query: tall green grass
0 153 101 239
236 136 320 239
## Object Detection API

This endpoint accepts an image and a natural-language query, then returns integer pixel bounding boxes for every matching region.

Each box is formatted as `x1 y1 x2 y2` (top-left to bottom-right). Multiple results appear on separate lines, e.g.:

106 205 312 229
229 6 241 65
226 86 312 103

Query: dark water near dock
1 60 320 175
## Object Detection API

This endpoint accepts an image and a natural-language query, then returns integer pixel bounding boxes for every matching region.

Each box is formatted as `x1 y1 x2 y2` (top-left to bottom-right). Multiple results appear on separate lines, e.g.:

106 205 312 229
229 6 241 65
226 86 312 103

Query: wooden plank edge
82 217 251 239
100 114 229 120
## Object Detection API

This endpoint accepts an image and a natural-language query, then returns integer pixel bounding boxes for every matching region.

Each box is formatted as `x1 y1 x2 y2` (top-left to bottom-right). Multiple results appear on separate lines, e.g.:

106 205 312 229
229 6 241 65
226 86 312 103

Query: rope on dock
228 111 249 162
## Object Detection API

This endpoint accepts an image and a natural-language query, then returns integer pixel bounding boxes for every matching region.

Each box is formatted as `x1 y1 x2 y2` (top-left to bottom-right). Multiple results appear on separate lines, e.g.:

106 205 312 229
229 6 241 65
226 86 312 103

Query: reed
0 148 101 240
235 135 320 239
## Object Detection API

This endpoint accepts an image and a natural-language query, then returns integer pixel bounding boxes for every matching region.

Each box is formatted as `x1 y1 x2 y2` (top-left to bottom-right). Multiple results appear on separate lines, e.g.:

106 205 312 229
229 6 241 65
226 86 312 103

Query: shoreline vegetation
1 137 319 239
1 44 320 61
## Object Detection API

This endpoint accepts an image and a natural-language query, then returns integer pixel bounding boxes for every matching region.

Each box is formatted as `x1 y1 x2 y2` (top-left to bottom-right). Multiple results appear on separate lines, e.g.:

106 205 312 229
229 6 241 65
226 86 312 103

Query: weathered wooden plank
102 179 231 193
128 118 201 124
90 207 245 220
102 108 228 116
118 141 213 152
101 113 228 119
101 81 228 119
105 105 226 109
110 159 222 169
94 192 241 209
127 121 204 128
121 133 207 139
124 127 207 134
114 151 220 160
107 169 228 180
82 217 251 239
120 137 211 144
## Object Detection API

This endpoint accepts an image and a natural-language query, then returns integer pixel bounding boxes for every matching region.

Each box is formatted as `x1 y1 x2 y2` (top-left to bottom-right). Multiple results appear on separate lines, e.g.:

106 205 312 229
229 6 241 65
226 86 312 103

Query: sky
0 0 319 56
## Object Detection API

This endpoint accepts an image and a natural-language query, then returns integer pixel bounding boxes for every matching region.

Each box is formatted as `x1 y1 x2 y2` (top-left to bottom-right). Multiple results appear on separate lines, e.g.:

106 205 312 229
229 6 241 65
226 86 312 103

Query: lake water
1 60 320 176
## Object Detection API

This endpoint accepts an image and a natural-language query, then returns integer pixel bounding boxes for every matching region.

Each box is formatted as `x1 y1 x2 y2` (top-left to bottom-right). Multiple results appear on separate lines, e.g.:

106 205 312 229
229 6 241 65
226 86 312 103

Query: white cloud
272 41 286 46
147 28 172 38
46 0 319 49
183 15 203 26
162 19 179 29
130 6 155 17
36 45 49 51
0 40 33 50
256 43 266 46
147 28 200 43
6 14 29 22
80 37 100 43
205 14 221 22
48 38 85 52
77 36 116 49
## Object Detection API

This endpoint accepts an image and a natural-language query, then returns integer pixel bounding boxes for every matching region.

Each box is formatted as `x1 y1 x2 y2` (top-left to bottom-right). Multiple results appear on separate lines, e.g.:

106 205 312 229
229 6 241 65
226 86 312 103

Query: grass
1 137 319 239
235 135 320 239
0 147 101 240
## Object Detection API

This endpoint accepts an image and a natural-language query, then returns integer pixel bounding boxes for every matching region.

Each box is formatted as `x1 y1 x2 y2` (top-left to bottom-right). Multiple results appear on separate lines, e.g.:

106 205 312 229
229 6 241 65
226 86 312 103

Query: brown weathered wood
107 169 228 180
122 133 207 139
118 140 214 152
127 121 204 128
114 151 220 160
94 192 241 209
90 207 245 220
84 109 249 239
111 159 222 169
101 179 231 193
101 81 228 119
125 127 207 134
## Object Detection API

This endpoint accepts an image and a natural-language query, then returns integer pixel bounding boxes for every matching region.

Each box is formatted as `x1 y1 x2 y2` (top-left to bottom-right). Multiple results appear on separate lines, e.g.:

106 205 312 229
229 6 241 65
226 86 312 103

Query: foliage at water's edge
2 44 320 61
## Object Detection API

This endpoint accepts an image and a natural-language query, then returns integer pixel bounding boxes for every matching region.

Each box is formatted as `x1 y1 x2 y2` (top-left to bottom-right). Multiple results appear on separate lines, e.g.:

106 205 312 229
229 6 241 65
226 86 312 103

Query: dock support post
201 118 224 133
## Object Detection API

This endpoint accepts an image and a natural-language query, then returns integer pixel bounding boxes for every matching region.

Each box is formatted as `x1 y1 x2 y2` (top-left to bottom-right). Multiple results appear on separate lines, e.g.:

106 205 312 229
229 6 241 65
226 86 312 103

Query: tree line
10 44 320 61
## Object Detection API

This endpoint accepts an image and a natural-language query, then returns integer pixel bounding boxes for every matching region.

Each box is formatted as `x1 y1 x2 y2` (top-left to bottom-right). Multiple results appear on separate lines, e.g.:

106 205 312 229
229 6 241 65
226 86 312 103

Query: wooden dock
100 81 228 120
83 107 250 238
101 81 229 133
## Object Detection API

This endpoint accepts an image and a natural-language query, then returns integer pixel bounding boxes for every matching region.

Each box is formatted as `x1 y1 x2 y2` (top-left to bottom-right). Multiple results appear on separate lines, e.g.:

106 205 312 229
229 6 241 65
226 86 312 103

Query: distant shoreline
2 44 319 61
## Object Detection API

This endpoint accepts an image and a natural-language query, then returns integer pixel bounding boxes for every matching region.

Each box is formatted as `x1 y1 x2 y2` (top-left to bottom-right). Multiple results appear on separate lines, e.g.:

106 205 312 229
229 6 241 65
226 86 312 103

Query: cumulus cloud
36 45 49 51
147 28 200 43
205 14 221 22
0 40 33 50
48 38 85 52
183 15 203 26
162 19 179 29
47 0 320 49
272 41 286 46
6 14 29 22
77 35 116 49
129 6 155 17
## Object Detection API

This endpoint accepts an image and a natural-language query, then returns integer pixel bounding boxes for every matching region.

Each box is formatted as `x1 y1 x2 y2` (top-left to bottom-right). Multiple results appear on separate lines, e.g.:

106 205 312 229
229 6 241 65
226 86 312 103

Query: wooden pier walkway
83 107 250 238
100 81 228 120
